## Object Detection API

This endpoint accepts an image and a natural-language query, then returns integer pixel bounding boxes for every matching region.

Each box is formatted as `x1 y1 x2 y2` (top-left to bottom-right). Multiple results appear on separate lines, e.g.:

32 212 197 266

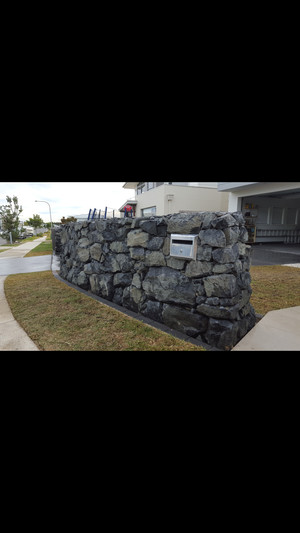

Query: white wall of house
220 182 300 211
218 182 300 242
124 182 229 217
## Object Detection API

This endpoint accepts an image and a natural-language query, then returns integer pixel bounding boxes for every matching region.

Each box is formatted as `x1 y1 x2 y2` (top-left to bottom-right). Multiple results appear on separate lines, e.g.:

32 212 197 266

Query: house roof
123 182 139 189
119 199 137 211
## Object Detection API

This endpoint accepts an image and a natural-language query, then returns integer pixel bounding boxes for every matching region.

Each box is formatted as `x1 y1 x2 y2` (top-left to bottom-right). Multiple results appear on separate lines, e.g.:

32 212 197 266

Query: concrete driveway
251 243 300 266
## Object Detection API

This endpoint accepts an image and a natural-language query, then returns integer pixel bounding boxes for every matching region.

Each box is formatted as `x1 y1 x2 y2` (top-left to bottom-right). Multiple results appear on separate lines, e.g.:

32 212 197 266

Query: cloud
0 181 134 222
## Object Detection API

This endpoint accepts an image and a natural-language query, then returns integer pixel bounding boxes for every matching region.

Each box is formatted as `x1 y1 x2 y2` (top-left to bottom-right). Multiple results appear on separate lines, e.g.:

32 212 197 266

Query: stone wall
57 212 256 350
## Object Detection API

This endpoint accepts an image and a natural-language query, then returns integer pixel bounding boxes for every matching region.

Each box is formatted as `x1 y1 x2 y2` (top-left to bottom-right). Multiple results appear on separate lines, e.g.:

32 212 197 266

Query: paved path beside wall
0 238 47 351
0 275 39 350
232 306 300 351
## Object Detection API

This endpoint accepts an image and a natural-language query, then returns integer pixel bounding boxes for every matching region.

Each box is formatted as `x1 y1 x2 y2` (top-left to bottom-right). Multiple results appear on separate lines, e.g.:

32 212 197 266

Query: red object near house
124 204 133 211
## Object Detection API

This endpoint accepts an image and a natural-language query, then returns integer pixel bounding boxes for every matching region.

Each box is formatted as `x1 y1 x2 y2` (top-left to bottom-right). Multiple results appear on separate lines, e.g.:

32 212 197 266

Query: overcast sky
0 182 133 223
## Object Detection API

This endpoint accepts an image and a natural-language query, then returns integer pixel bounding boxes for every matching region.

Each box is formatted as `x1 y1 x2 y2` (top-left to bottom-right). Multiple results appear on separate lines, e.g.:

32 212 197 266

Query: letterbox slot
172 239 193 245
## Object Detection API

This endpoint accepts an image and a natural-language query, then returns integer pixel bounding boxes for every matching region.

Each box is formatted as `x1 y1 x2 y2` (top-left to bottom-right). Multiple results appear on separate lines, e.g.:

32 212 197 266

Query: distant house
121 181 229 217
218 182 300 243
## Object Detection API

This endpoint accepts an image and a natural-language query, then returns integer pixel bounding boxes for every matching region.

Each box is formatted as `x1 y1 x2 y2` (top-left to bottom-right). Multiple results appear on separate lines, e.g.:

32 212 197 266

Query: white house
218 182 300 243
121 181 229 217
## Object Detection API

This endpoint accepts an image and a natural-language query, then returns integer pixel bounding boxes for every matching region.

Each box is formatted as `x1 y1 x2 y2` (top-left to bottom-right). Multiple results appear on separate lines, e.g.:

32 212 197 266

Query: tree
24 214 44 230
61 216 77 224
0 195 23 242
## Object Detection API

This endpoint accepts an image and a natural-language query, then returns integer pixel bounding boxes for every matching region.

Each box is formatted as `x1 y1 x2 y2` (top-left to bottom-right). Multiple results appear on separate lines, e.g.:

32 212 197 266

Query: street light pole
35 200 53 230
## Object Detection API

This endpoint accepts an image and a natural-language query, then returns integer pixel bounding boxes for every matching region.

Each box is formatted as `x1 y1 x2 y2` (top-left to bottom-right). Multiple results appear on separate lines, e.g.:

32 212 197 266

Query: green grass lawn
250 265 300 315
4 271 205 351
25 239 53 257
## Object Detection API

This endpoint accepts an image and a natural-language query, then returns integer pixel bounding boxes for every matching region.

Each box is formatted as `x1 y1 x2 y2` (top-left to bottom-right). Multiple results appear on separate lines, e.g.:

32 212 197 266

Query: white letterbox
170 234 198 260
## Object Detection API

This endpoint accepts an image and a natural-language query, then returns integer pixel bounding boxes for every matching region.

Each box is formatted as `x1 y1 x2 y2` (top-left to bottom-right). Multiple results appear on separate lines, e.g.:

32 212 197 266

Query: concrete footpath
0 237 47 351
232 306 300 351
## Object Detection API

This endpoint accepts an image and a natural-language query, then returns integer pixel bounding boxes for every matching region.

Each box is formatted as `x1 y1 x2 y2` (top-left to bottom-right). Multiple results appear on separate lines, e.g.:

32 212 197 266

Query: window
272 207 283 225
141 206 156 217
147 182 155 190
136 183 146 194
137 183 146 195
155 182 164 187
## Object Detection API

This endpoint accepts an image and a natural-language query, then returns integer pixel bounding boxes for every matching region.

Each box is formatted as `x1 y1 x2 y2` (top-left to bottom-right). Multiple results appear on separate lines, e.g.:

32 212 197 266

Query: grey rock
231 212 245 225
219 294 241 307
167 213 204 234
212 263 235 274
99 273 114 300
113 273 133 287
130 287 146 308
74 222 83 232
199 229 226 248
95 219 107 232
77 271 89 290
239 226 249 243
201 212 217 229
147 236 164 251
212 244 239 264
166 256 186 270
117 253 135 272
237 271 251 289
196 303 240 320
206 297 220 306
223 226 240 245
115 226 132 239
211 213 237 229
129 247 145 260
142 267 196 306
110 241 129 253
88 230 104 244
132 273 142 289
112 287 123 305
61 229 69 245
196 244 212 261
90 243 102 261
139 220 158 235
77 247 90 263
145 251 166 267
90 274 100 295
185 260 212 278
203 274 239 298
127 229 149 248
162 305 208 337
78 237 90 248
205 318 239 350
102 229 116 242
162 237 170 256
141 301 163 322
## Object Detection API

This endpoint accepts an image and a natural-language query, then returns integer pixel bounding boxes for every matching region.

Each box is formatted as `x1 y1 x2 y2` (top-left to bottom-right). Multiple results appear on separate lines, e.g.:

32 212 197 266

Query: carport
218 182 300 243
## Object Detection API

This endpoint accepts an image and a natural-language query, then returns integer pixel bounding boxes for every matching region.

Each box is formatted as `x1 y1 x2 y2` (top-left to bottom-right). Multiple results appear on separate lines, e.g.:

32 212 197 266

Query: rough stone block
162 304 208 337
145 251 166 267
142 267 196 306
199 229 226 248
211 213 238 229
77 247 90 263
185 260 212 278
127 229 149 248
129 247 145 260
212 244 239 264
203 274 238 298
90 243 102 261
113 272 133 287
147 236 164 251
